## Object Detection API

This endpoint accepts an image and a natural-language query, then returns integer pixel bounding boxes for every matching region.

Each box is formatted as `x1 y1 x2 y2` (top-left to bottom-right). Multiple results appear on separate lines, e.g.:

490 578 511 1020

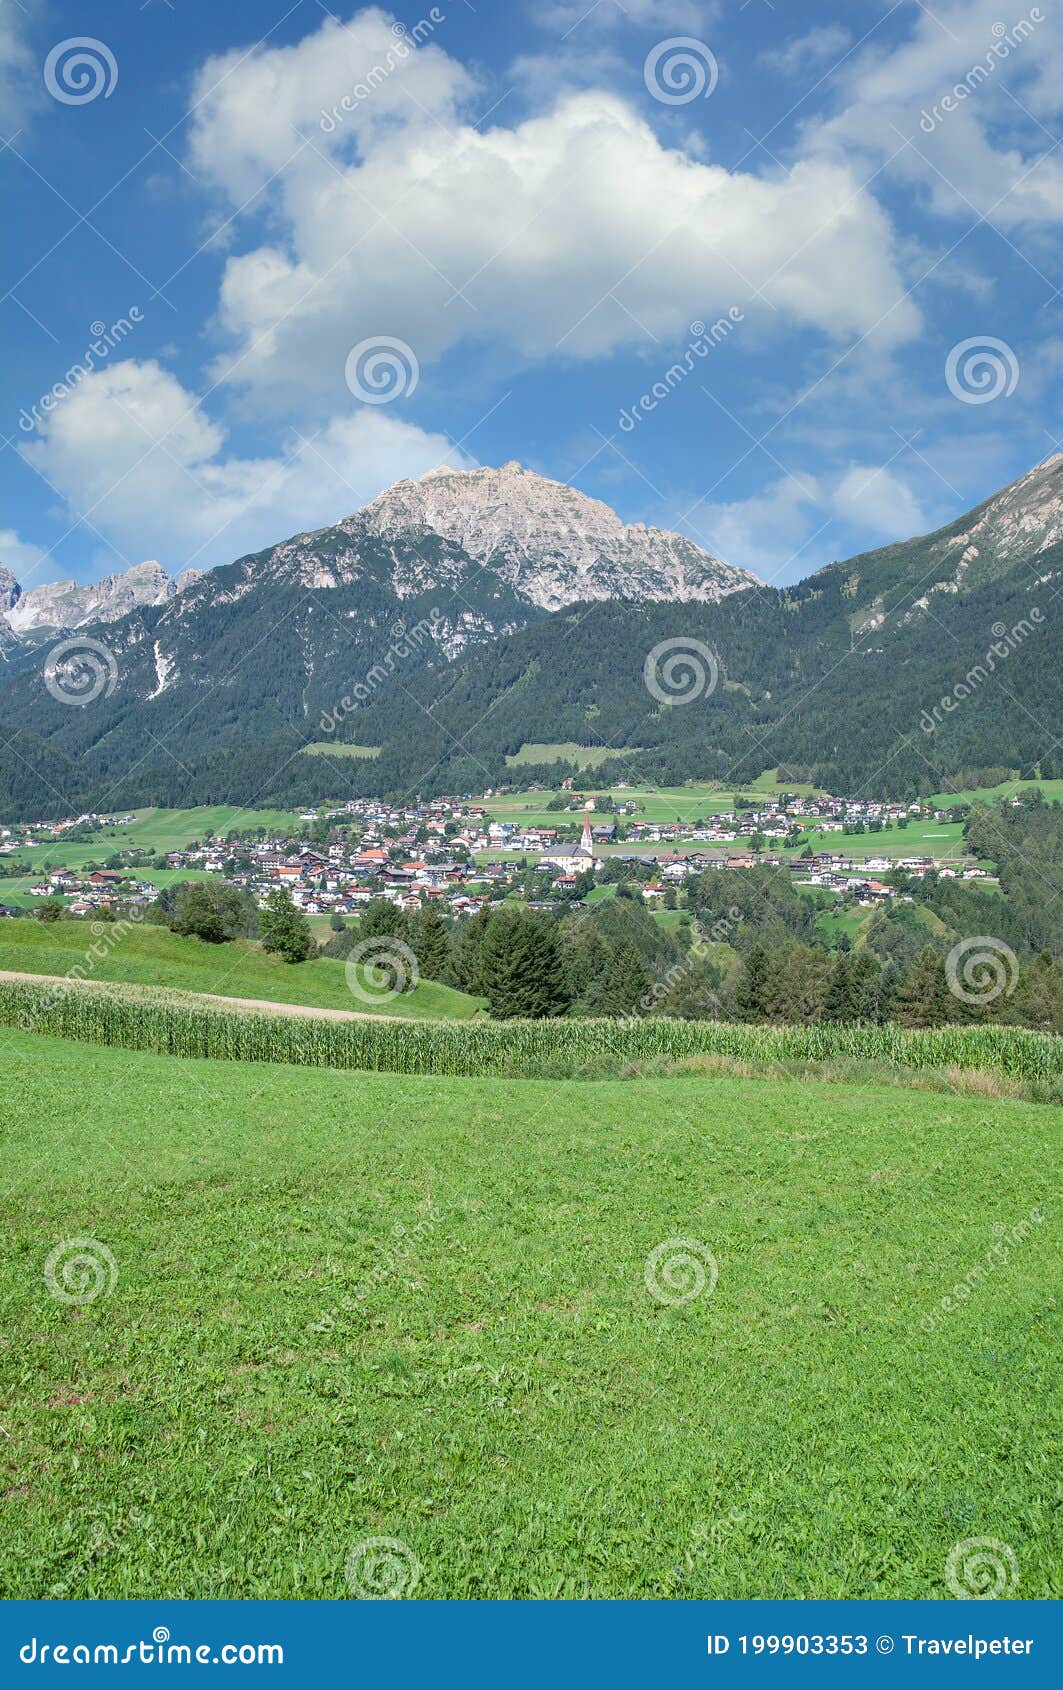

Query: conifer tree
480 908 570 1019
414 905 452 982
892 945 951 1027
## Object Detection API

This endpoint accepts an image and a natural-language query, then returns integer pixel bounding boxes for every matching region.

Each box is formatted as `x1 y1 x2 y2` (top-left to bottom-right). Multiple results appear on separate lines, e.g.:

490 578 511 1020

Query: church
541 809 596 875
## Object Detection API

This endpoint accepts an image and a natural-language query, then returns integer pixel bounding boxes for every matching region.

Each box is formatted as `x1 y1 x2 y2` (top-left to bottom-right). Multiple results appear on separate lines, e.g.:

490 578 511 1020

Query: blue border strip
1 1600 1059 1685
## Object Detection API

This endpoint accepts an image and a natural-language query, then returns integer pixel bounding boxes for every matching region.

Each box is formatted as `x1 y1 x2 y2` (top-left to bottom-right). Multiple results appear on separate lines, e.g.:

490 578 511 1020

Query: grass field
476 784 745 829
302 744 380 759
475 788 974 862
0 920 483 1020
504 743 645 769
2 806 304 879
799 819 969 862
929 779 1063 808
0 1028 1057 1599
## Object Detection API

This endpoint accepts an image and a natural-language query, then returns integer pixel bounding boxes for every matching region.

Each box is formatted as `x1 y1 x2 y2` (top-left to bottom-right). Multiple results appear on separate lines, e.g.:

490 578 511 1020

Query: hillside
0 457 1059 813
0 920 483 1020
1 1029 1056 1598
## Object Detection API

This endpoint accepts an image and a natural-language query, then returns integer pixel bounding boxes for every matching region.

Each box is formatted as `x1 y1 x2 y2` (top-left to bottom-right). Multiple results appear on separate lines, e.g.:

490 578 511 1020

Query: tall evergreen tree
730 944 771 1021
824 957 858 1023
480 909 570 1019
414 905 452 982
892 945 951 1027
602 942 651 1016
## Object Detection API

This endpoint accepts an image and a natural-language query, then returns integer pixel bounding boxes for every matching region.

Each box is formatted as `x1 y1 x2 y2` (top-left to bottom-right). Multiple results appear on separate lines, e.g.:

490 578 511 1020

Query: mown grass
504 743 644 769
0 920 483 1020
0 1029 1057 1599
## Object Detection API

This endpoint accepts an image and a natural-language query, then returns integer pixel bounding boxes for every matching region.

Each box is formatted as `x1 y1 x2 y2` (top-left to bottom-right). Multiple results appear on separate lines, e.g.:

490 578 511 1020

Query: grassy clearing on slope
13 807 304 868
504 744 645 769
301 743 380 759
0 1030 1057 1600
929 779 1063 808
0 919 482 1020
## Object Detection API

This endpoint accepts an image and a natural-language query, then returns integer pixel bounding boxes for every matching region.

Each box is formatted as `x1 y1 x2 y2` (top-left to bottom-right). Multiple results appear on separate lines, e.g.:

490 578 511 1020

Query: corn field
1 977 1059 1084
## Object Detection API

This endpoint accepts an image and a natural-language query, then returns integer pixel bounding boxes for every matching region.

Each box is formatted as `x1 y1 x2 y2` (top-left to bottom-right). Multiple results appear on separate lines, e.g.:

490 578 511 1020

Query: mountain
0 560 204 642
0 457 1059 816
360 461 758 608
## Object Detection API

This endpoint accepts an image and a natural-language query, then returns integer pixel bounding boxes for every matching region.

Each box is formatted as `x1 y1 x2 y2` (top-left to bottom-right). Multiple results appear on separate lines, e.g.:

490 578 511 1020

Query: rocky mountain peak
0 564 20 614
361 461 759 610
0 559 185 638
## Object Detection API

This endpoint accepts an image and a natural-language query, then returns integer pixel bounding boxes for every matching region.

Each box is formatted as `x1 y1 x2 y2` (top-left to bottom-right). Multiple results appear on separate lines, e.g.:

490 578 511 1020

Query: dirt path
0 969 407 1023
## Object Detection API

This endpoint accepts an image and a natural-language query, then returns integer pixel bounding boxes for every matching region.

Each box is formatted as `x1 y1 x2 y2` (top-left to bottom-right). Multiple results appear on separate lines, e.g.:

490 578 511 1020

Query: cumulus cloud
804 0 1063 227
831 463 927 537
183 13 918 411
19 360 473 573
758 25 852 79
697 459 928 577
0 2 39 130
698 474 826 579
534 0 720 32
0 529 50 585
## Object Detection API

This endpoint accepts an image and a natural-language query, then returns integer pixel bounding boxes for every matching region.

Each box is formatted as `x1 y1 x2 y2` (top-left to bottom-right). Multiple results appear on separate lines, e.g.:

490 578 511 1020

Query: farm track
0 969 407 1023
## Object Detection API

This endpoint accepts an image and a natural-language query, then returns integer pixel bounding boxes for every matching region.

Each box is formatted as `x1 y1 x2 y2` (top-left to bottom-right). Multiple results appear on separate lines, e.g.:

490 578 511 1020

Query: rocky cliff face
0 560 201 639
0 566 19 615
358 461 759 609
914 452 1063 607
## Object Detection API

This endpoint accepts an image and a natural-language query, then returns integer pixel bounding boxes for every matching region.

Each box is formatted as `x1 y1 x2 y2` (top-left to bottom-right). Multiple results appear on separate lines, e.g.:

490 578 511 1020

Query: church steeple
581 808 594 855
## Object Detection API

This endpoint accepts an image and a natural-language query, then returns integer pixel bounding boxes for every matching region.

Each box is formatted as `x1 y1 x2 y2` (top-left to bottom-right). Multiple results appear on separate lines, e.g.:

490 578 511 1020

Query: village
0 786 994 921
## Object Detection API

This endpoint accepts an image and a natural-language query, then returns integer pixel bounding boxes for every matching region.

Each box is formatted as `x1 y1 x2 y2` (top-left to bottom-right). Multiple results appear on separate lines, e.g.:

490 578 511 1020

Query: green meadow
0 919 483 1020
0 1029 1057 1599
2 806 304 879
504 743 645 770
302 744 381 759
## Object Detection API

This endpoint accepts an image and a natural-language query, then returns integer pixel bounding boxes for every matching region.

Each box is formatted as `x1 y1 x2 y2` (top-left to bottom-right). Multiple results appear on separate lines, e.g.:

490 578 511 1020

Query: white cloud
187 7 474 203
758 25 852 79
19 359 473 573
694 458 929 577
697 473 826 578
0 2 39 130
0 529 50 585
831 463 927 537
184 9 919 412
804 0 1063 227
533 0 719 32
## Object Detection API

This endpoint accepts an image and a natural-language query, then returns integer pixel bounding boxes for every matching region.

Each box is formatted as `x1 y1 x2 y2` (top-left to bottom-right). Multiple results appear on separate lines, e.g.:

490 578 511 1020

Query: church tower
580 808 594 856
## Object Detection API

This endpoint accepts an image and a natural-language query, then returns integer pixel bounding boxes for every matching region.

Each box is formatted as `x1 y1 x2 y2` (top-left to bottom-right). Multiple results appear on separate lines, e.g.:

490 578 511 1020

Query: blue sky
2 0 1061 593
